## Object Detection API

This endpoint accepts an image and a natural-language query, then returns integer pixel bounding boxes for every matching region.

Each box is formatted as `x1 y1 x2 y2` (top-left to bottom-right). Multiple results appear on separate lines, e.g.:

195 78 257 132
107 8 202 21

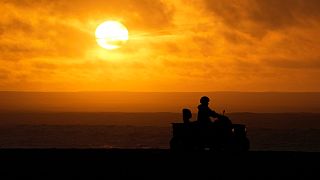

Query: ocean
0 112 319 151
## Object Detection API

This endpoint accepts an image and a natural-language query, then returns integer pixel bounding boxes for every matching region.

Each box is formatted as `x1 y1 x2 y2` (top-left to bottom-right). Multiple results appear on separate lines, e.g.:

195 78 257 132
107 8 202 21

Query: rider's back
197 104 217 124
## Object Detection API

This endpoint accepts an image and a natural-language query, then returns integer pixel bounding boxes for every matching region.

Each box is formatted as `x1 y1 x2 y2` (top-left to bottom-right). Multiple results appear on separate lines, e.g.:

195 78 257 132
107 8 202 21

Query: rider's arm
209 108 219 118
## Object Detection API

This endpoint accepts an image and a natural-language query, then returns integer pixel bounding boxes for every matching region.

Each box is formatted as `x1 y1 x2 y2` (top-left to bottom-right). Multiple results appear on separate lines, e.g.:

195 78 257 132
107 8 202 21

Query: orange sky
1 0 320 92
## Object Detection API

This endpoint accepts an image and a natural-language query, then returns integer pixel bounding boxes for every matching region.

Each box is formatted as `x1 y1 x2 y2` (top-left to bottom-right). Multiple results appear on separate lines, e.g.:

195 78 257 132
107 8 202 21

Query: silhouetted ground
0 149 319 179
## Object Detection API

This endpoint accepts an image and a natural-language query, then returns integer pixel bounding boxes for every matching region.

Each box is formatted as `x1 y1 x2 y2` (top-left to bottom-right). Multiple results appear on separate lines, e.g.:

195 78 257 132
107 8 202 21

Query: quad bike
170 109 250 152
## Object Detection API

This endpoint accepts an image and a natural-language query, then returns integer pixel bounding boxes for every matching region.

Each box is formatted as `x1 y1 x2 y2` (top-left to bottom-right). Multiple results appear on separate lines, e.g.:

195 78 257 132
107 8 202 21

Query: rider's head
200 96 210 105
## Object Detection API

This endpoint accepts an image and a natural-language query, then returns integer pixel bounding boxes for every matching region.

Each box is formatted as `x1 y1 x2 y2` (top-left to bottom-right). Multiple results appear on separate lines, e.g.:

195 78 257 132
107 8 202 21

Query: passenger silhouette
182 108 192 123
197 96 218 124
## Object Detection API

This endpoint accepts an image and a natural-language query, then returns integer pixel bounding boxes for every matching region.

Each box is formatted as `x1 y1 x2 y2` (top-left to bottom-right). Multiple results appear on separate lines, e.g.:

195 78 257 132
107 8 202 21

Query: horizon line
0 110 319 114
1 90 320 93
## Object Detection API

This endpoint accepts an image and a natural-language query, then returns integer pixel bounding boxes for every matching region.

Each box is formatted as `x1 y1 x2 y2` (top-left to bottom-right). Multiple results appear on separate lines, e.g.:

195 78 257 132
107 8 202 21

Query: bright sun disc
95 21 129 50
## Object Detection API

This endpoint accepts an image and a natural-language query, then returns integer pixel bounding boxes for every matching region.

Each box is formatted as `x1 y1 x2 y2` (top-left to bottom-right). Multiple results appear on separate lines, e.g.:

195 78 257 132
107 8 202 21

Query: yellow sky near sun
0 0 320 92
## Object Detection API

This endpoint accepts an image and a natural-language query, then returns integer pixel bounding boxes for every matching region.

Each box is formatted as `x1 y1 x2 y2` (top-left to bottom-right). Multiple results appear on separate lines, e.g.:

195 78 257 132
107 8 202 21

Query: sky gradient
1 0 320 92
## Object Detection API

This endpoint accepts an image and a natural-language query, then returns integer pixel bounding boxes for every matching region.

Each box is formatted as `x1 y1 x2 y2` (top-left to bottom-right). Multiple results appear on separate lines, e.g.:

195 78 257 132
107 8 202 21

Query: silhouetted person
197 96 218 124
182 108 192 123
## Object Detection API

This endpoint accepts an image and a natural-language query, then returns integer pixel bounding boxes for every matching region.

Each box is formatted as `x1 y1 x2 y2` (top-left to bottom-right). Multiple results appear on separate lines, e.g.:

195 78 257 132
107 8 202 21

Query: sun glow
95 21 129 50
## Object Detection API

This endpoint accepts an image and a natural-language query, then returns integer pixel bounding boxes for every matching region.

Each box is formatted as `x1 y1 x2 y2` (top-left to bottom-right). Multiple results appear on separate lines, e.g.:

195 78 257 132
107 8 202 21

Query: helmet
200 96 210 104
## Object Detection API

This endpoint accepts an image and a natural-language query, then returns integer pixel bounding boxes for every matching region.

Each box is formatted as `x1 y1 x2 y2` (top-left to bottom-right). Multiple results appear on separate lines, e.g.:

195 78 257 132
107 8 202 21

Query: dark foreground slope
0 149 319 179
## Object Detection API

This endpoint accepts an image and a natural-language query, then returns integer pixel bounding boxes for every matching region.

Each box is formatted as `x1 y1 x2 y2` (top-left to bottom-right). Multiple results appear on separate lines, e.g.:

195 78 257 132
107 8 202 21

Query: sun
95 21 129 50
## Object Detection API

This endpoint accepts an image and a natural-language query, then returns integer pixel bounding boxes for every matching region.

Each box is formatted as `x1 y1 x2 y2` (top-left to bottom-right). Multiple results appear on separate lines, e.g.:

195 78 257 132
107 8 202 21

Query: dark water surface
0 112 319 151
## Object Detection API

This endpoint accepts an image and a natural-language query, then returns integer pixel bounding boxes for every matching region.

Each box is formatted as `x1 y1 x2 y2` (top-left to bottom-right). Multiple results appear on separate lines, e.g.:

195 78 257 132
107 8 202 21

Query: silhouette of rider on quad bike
197 96 233 143
197 96 232 130
197 96 219 124
171 96 247 151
